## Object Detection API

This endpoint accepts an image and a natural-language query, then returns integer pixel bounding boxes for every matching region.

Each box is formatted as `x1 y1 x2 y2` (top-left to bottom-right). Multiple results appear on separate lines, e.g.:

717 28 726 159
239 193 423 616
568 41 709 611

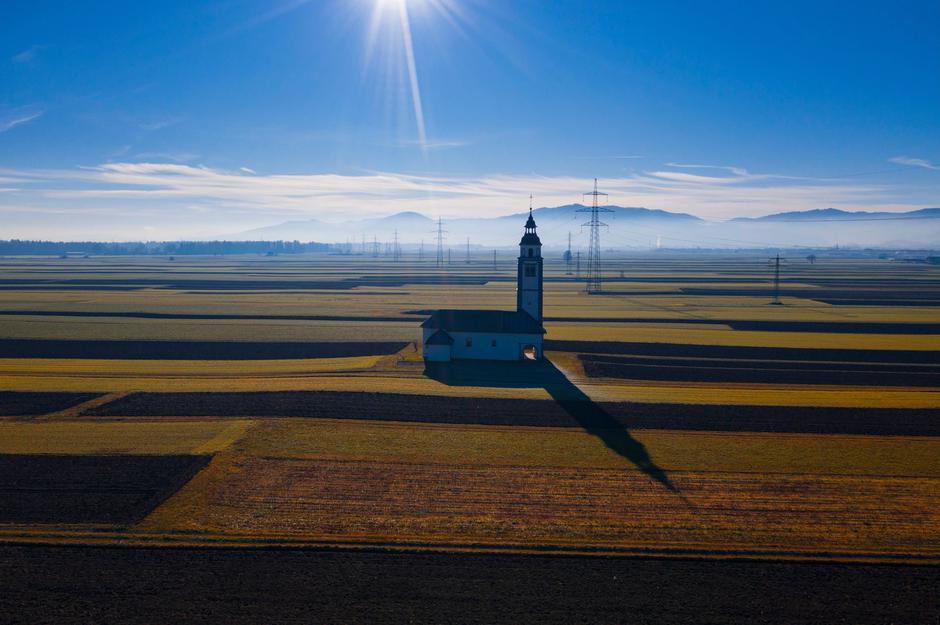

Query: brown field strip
0 421 253 455
0 339 407 359
130 419 940 562
233 419 940 477
0 356 383 378
4 367 940 408
142 454 939 560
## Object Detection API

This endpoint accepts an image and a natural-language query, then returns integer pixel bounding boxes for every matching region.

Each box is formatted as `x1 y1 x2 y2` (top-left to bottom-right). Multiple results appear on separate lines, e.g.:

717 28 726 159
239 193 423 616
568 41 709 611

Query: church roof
422 309 545 334
424 329 454 345
520 210 541 245
520 232 542 245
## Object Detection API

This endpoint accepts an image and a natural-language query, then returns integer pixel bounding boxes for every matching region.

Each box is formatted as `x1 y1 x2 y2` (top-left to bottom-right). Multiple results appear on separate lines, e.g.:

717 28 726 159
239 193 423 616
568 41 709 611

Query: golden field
1 253 938 563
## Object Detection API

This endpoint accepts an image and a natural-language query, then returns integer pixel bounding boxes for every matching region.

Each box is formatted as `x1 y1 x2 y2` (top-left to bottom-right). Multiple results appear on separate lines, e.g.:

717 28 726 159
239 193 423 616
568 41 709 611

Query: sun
363 0 466 150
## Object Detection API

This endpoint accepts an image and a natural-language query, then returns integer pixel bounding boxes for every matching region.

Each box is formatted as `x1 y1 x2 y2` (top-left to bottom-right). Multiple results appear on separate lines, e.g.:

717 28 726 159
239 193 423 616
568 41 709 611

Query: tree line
0 240 332 256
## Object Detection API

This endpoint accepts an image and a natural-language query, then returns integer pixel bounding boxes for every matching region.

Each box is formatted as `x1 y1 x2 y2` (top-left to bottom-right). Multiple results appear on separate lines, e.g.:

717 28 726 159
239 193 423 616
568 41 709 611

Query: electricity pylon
576 178 613 293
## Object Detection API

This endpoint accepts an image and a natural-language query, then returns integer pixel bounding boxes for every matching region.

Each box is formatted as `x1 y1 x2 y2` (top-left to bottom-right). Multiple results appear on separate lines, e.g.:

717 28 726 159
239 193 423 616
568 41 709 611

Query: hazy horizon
2 1 939 240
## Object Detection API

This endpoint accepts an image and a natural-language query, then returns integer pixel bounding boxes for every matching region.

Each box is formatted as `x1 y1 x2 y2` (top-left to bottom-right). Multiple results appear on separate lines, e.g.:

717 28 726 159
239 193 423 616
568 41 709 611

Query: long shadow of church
423 359 679 493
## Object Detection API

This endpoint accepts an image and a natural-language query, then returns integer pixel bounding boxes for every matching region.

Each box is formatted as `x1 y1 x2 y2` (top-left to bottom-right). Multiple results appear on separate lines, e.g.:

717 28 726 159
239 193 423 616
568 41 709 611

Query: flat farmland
139 419 940 560
0 420 252 455
144 455 939 559
0 454 210 525
1 253 939 621
2 546 936 625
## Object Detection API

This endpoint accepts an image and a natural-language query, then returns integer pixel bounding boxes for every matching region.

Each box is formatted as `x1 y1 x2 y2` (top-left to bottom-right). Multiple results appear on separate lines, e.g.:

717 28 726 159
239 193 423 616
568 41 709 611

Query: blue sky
1 0 939 239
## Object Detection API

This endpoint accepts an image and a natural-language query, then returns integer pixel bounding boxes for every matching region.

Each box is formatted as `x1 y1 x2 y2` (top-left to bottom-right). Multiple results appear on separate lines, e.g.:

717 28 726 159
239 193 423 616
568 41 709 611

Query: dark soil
580 354 940 387
0 392 100 416
0 545 935 625
816 299 940 306
0 311 418 322
545 318 940 334
680 287 940 301
86 391 940 436
0 455 210 524
544 340 940 364
0 339 410 360
0 276 489 290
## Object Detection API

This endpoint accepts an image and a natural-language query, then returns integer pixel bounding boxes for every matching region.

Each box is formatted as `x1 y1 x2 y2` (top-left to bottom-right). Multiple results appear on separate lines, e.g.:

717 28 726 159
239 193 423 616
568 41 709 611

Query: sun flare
364 0 467 150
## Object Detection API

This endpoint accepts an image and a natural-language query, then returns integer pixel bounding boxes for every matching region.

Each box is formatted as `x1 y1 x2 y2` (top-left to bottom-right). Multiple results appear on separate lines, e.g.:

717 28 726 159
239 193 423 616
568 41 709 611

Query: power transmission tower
447 248 452 265
372 236 379 258
576 178 613 293
493 249 497 271
393 230 401 262
434 217 446 268
575 251 581 280
768 254 786 305
564 231 573 275
418 239 424 261
361 234 366 255
465 237 470 264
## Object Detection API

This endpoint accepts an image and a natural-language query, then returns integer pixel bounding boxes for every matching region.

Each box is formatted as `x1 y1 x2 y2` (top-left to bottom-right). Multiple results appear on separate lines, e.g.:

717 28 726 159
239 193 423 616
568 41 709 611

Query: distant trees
0 240 331 256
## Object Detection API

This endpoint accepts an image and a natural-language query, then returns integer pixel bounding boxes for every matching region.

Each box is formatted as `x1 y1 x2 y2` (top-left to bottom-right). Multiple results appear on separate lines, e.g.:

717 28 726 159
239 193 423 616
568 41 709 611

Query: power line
576 178 613 293
768 254 788 305
564 231 573 275
433 217 447 268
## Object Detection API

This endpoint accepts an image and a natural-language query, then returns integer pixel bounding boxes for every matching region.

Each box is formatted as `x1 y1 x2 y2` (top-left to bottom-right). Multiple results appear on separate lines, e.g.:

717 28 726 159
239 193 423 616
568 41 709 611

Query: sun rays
363 0 467 150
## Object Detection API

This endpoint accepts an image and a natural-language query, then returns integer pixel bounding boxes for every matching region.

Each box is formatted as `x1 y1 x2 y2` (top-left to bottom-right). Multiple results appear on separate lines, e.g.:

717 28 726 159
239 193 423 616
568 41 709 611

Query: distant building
422 209 545 361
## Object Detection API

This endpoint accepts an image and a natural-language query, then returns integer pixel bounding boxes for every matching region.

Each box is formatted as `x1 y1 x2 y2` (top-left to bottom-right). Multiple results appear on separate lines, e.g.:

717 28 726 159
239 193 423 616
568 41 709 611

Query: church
422 208 545 362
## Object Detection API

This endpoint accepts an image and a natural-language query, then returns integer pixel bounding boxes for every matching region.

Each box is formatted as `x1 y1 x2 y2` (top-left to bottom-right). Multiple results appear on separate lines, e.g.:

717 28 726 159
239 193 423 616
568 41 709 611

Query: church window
524 265 536 277
528 248 533 257
465 337 473 347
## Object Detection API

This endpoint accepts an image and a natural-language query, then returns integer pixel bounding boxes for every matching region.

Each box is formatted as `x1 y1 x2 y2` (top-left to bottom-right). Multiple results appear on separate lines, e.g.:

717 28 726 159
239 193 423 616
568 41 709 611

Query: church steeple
520 195 542 247
517 196 543 323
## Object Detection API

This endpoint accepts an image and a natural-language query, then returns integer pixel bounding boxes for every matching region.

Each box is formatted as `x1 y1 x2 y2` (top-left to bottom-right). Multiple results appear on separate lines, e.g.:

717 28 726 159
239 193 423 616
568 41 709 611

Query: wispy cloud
0 108 43 133
889 156 940 171
573 155 644 160
0 161 925 227
395 138 469 150
131 151 199 163
665 163 751 177
138 116 185 131
12 45 43 63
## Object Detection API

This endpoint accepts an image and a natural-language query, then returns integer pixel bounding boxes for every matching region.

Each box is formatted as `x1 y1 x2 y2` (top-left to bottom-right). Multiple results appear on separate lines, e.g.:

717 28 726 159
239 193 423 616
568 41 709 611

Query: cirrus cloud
0 160 933 239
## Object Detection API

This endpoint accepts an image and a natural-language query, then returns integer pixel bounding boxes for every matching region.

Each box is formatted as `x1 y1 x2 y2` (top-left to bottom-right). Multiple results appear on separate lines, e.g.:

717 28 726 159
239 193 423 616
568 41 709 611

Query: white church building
422 209 545 362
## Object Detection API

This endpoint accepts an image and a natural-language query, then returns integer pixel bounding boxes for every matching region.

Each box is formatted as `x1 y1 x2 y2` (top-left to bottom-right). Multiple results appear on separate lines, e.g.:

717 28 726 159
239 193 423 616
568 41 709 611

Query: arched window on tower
528 248 533 257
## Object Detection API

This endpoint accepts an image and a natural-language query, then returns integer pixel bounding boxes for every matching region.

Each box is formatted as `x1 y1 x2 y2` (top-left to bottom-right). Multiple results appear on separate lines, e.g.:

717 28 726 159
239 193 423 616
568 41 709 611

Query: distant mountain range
230 206 940 249
731 207 940 222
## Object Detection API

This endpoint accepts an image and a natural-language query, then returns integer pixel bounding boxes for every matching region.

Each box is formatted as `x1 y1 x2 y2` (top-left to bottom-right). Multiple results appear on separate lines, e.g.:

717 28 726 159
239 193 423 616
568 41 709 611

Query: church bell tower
517 199 543 323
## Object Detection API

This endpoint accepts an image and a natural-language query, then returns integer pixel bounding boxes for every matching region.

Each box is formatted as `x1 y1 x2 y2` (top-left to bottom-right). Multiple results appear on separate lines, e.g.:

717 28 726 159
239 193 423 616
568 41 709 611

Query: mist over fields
235 206 940 250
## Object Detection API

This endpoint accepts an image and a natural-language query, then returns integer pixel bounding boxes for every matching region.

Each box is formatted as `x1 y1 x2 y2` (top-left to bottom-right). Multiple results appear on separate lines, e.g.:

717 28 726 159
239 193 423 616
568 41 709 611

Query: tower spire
518 197 543 323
